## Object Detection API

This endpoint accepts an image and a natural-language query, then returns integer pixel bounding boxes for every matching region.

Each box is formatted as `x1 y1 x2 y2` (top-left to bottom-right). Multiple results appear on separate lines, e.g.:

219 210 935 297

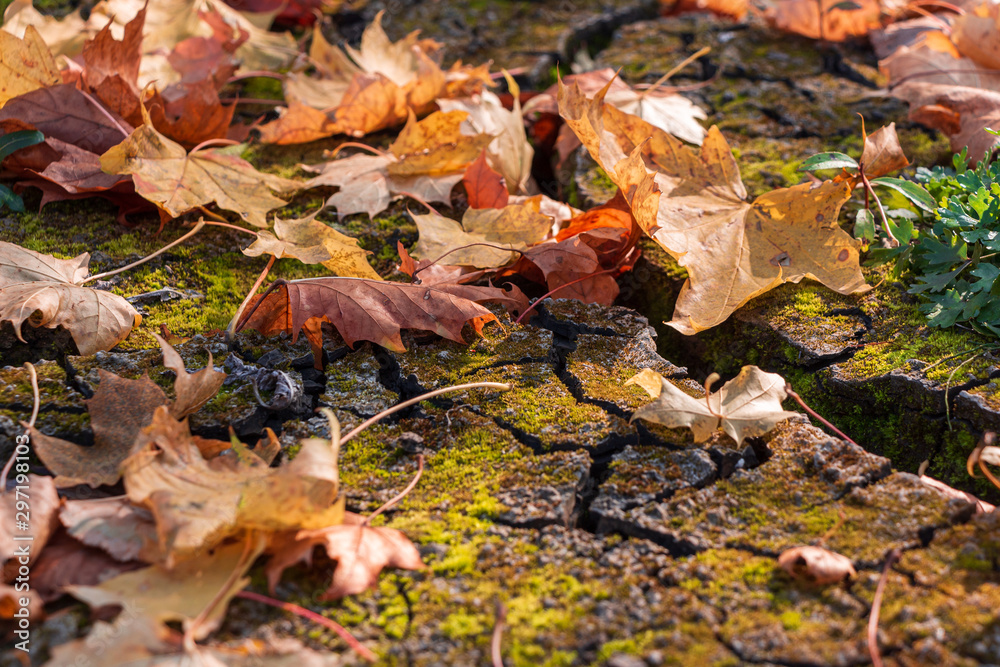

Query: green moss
439 611 489 639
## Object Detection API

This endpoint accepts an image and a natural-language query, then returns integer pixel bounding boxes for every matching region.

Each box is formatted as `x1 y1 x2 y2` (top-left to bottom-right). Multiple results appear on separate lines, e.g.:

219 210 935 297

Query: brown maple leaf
235 276 528 357
303 109 491 219
559 79 870 334
265 511 424 600
463 150 509 209
101 105 298 227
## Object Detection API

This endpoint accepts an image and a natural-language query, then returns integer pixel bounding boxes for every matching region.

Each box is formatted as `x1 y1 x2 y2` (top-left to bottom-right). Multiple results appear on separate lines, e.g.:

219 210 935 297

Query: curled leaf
778 545 857 586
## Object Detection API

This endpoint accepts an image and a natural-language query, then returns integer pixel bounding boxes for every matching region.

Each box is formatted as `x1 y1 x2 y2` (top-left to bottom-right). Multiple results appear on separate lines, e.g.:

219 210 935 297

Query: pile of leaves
0 335 426 663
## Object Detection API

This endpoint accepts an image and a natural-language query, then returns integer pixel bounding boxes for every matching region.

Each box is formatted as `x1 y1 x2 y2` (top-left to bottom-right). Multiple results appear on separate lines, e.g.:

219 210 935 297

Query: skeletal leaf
630 366 798 445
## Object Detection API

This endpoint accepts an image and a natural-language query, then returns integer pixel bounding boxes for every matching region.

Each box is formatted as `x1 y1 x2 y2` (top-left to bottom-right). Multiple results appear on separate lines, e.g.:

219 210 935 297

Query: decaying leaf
101 105 298 227
304 110 491 219
559 79 870 334
763 0 885 41
778 545 857 585
261 11 491 141
1 475 60 561
241 212 381 280
266 511 424 600
156 332 226 419
235 276 528 357
123 407 346 563
410 198 554 269
68 539 262 640
0 241 141 355
60 496 163 563
630 366 798 444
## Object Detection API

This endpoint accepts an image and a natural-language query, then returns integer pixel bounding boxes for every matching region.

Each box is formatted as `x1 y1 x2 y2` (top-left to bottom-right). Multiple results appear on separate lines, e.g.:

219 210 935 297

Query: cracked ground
3 0 1000 665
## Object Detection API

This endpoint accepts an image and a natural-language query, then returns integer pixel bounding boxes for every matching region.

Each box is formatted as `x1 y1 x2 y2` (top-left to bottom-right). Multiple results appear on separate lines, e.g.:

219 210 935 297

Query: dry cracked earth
3 0 1000 665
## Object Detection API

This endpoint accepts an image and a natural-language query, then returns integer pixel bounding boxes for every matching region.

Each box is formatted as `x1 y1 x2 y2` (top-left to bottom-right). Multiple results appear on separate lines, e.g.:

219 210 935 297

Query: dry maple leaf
242 212 382 280
303 109 491 219
559 79 870 334
438 73 536 195
68 539 262 640
463 149 509 209
0 0 90 56
266 511 424 600
123 406 345 563
630 366 798 445
262 11 491 141
0 25 60 107
235 277 528 357
101 105 298 227
0 241 141 356
763 0 885 41
1 475 60 563
778 545 857 586
410 198 554 269
29 370 168 488
28 335 225 487
60 497 163 563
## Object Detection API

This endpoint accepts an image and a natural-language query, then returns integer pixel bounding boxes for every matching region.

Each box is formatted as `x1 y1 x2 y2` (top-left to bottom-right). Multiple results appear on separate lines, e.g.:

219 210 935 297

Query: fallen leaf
30 371 167 488
60 497 163 562
778 545 857 585
918 473 995 513
304 109 491 219
155 332 227 419
860 122 909 178
241 212 382 280
559 79 870 334
1 475 60 562
266 511 424 599
951 3 1000 71
79 5 145 125
0 26 60 106
462 150 509 209
236 276 528 355
101 105 298 227
123 407 346 562
624 367 664 398
630 366 798 444
894 81 1000 164
763 0 884 41
0 0 90 57
514 236 620 305
44 615 177 667
411 199 554 269
27 530 144 601
0 241 141 356
438 74 536 195
68 539 262 640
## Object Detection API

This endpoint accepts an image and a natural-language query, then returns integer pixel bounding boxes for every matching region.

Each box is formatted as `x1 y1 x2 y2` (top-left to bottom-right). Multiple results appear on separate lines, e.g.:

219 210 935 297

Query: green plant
0 130 44 212
873 143 1000 335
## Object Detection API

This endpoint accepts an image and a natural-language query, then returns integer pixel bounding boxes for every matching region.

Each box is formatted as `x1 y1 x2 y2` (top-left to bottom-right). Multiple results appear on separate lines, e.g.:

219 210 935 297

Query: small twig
868 548 902 667
784 384 859 447
397 191 442 216
514 267 618 325
491 600 507 667
919 343 995 375
943 351 983 431
639 46 711 99
80 220 205 285
226 255 277 342
364 454 424 525
236 591 376 662
341 382 510 444
1 363 39 491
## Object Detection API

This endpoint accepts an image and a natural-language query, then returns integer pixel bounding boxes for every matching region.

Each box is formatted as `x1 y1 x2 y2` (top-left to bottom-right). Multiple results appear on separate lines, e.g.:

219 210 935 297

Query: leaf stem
77 89 131 139
867 548 901 667
236 590 376 662
514 267 618 325
190 138 241 154
639 46 711 99
226 255 276 341
784 384 859 447
1 363 38 491
413 242 525 279
364 454 424 525
341 382 511 444
491 600 507 667
198 219 260 237
859 171 898 247
227 71 287 83
703 373 723 418
80 220 205 285
328 142 389 158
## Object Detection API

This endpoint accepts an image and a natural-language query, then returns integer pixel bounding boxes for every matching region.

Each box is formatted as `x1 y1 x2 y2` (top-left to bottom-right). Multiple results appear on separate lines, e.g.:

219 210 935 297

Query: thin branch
364 454 424 525
491 600 507 667
236 590 376 662
868 548 901 667
639 46 711 99
341 382 511 444
1 363 39 491
514 267 618 325
80 220 205 285
785 384 860 447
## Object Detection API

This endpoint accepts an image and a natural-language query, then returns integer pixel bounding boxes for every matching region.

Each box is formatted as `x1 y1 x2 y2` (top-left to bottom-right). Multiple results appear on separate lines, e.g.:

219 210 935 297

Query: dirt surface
3 1 1000 666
